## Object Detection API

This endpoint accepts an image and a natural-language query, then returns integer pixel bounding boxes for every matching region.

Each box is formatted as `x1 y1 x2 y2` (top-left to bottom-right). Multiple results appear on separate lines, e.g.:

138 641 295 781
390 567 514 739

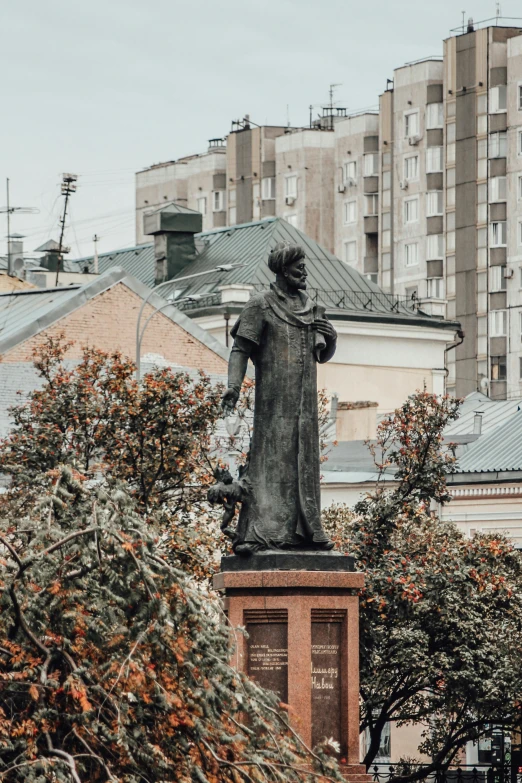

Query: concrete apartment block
275 129 335 253
226 123 287 226
334 112 379 279
444 25 522 400
379 59 444 312
135 141 227 244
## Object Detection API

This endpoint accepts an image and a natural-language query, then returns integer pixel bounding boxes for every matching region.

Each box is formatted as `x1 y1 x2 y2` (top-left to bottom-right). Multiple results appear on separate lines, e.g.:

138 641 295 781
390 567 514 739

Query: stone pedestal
213 553 369 780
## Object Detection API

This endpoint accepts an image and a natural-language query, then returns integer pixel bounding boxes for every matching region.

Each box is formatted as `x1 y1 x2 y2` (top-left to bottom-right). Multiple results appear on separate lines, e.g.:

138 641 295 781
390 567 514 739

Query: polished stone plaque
246 620 288 702
311 621 342 749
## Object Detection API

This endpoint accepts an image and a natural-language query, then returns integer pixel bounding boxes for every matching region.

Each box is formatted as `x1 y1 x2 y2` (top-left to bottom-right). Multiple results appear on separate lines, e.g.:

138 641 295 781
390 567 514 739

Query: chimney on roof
473 411 483 435
336 401 379 441
143 204 203 285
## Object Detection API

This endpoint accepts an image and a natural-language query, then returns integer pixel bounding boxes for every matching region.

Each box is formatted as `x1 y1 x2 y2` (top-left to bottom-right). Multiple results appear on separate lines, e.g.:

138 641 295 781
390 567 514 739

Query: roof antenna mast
0 178 38 276
496 1 501 23
55 173 77 287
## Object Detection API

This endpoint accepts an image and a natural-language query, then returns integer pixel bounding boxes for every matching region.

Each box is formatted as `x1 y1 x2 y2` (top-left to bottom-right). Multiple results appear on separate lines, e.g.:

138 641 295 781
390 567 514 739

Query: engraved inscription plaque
311 620 342 750
246 618 288 702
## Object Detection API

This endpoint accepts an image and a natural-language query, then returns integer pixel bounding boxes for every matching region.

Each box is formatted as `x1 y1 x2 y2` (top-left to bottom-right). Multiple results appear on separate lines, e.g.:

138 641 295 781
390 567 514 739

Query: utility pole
0 178 38 276
55 173 77 287
93 233 99 273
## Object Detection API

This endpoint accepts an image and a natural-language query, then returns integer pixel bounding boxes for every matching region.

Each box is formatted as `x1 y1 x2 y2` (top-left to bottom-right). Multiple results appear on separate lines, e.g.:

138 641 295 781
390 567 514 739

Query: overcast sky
2 0 520 259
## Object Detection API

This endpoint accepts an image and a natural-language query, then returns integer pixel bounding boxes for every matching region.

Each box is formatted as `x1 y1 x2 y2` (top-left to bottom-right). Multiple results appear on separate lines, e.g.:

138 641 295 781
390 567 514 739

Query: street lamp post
135 264 243 380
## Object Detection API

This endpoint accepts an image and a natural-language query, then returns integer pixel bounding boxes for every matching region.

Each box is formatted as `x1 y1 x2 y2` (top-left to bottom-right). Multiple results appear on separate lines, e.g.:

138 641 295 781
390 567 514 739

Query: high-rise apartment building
135 19 522 400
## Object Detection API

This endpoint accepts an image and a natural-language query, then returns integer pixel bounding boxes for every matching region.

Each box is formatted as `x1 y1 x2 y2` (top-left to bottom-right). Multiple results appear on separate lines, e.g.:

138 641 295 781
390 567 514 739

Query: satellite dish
479 376 489 392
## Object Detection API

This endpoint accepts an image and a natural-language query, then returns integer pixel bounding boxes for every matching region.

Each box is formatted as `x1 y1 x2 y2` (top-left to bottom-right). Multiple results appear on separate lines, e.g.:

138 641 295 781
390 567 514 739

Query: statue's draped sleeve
228 298 266 393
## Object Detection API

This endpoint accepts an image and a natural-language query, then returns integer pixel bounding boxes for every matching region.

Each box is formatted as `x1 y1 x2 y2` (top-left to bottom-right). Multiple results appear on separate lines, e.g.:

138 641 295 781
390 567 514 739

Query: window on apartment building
426 147 443 173
285 175 298 199
447 101 456 118
382 152 392 166
490 221 507 247
344 200 357 224
404 110 419 138
366 273 378 284
447 211 455 231
285 214 298 227
489 85 507 113
426 190 443 216
447 231 456 252
261 177 275 200
477 93 487 114
365 194 378 216
520 311 522 339
490 310 507 337
491 355 507 381
252 183 260 220
490 176 507 203
519 356 522 380
364 153 378 177
404 155 419 181
518 175 522 201
344 240 357 264
229 206 237 225
518 130 522 157
427 277 445 299
382 170 392 190
343 160 357 182
213 191 225 211
426 103 443 129
518 84 522 110
489 131 507 158
229 189 236 205
518 220 522 246
382 212 391 230
427 234 444 259
490 265 507 292
405 242 419 267
404 196 419 223
196 196 207 215
447 122 456 143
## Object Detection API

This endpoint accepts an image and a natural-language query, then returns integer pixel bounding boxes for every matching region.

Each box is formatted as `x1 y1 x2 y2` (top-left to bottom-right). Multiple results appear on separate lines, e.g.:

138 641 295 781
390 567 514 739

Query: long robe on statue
229 283 337 550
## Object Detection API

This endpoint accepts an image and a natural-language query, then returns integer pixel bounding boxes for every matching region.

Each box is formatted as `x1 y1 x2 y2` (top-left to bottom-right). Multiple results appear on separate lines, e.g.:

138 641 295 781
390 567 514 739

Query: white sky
2 0 520 258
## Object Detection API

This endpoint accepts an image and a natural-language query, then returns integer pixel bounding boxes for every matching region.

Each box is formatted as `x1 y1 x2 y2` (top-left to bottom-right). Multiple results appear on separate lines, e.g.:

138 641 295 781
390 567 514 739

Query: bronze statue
216 243 337 555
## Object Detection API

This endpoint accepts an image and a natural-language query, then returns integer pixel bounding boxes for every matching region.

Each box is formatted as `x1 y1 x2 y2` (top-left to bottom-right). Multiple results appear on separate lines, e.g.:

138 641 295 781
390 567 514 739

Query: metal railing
370 763 507 783
176 284 422 316
450 16 522 33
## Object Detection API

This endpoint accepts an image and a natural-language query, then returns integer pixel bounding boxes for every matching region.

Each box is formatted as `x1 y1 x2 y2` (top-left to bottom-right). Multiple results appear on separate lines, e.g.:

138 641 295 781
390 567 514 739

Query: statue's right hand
222 387 239 413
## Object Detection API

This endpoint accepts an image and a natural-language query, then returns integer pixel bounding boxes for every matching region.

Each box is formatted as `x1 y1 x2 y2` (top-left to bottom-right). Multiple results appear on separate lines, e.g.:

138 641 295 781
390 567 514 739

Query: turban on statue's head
267 242 306 275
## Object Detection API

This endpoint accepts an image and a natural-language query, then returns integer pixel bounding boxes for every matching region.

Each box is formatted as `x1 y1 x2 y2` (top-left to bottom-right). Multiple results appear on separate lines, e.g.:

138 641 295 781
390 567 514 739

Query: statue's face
285 257 307 290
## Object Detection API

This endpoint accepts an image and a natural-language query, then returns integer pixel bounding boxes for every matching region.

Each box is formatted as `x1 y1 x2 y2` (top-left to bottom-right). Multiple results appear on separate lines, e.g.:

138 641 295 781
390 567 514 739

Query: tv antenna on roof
496 2 501 23
0 179 39 276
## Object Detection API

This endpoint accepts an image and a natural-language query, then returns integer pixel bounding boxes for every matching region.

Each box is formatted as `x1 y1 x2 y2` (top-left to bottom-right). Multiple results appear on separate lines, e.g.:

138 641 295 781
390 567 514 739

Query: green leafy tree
0 467 341 782
323 391 522 781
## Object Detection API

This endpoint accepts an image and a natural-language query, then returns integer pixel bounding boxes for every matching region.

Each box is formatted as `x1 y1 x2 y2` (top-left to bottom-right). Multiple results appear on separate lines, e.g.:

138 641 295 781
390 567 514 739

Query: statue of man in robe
222 243 337 555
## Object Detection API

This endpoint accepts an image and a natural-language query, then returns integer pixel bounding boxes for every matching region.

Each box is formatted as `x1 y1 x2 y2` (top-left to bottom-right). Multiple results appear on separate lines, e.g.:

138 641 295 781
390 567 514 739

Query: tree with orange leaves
323 391 522 781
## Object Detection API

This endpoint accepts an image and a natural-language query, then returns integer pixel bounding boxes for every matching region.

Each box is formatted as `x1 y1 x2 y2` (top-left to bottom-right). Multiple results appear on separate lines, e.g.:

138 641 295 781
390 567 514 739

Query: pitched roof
0 267 230 365
70 218 458 328
72 245 155 286
445 391 522 437
455 410 522 473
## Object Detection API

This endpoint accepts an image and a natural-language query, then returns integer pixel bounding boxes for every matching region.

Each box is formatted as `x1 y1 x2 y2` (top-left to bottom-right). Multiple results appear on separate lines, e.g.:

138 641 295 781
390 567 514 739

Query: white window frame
404 196 419 224
426 190 443 216
261 177 275 200
285 213 298 227
426 103 443 129
196 196 207 215
490 265 506 292
363 153 378 177
518 130 522 157
343 160 357 183
490 176 507 203
229 189 236 205
343 199 357 225
427 234 444 259
405 242 419 267
490 221 507 247
518 175 522 201
365 194 378 216
427 277 445 299
489 132 507 158
519 311 522 341
426 147 443 173
344 240 357 264
518 83 522 111
404 155 419 181
212 191 225 212
519 220 522 247
228 205 237 225
404 110 419 138
489 85 507 114
490 309 507 337
285 175 298 199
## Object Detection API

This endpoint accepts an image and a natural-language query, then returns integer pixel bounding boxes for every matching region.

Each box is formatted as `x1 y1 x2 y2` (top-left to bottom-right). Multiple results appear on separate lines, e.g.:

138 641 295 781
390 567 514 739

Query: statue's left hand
313 317 336 340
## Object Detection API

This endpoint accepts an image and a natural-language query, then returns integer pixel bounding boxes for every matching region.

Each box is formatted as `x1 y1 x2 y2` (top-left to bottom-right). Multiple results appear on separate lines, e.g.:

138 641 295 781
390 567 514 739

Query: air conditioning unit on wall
285 196 296 206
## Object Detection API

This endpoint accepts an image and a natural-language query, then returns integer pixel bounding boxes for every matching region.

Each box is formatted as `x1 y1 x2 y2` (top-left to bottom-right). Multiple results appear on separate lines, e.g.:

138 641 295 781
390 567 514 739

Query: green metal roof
72 244 155 286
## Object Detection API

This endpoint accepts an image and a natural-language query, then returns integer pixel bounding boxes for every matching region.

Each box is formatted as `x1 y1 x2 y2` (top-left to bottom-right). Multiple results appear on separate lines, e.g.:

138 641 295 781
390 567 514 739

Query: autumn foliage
0 339 341 782
323 391 522 779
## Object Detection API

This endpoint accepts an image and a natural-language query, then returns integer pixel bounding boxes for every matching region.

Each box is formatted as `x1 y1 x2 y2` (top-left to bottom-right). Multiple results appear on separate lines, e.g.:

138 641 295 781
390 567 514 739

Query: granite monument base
213 555 371 782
